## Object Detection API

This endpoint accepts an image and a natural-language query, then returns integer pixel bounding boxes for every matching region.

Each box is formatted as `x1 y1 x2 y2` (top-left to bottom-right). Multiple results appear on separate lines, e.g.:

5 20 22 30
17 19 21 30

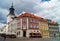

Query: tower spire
11 2 13 8
7 1 16 23
8 2 15 15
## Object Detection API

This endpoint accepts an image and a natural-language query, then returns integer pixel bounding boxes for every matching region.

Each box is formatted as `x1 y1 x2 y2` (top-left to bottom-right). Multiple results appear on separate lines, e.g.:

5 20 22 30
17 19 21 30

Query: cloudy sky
0 0 60 28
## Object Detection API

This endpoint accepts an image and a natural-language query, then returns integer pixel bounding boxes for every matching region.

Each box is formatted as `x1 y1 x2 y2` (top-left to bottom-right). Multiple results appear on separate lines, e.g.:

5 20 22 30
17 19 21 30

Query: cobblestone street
0 36 60 41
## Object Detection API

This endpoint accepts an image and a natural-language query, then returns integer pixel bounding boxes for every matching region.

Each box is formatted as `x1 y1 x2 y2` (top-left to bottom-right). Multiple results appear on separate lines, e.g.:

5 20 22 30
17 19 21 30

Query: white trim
21 18 22 30
27 18 28 29
17 11 26 17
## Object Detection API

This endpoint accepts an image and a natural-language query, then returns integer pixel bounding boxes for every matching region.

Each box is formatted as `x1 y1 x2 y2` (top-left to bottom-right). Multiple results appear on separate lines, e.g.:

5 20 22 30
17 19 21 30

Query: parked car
0 32 16 38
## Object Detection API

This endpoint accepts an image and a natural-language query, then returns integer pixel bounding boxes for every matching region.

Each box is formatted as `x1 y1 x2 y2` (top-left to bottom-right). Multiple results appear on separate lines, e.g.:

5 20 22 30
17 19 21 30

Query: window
17 31 20 35
17 19 21 22
33 19 35 22
34 25 36 28
22 18 27 22
33 19 38 23
36 25 39 28
17 22 21 26
29 18 33 22
47 20 51 23
30 24 33 28
37 31 39 32
11 23 16 32
45 28 47 30
23 24 27 28
34 31 35 32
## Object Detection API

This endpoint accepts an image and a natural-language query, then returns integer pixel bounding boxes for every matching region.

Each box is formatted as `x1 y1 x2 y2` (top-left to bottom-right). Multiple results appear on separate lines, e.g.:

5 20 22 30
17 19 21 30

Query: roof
51 21 58 25
17 12 50 22
17 12 40 19
16 12 58 24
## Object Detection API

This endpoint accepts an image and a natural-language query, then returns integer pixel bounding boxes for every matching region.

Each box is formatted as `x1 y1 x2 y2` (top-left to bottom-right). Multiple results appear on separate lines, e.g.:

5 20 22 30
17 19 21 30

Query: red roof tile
17 12 57 23
17 12 40 19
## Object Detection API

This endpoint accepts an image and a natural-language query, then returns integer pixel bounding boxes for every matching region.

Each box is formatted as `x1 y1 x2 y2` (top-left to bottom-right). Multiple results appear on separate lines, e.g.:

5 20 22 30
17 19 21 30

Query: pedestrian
3 34 6 41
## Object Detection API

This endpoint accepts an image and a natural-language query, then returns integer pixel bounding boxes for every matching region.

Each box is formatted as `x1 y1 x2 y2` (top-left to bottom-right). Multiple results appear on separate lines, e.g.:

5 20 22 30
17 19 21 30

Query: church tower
7 3 16 23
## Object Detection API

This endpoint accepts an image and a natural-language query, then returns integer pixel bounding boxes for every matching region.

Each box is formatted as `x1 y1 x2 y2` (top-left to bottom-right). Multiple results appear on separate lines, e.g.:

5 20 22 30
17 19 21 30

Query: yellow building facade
39 19 50 38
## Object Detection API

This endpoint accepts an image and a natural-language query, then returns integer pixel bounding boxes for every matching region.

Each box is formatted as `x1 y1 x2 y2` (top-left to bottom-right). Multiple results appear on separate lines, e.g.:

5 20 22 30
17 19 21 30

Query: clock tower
7 3 16 23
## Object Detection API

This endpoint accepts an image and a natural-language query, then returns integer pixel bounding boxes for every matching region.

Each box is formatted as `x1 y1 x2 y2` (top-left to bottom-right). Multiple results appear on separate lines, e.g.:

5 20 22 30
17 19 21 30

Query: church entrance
23 30 26 37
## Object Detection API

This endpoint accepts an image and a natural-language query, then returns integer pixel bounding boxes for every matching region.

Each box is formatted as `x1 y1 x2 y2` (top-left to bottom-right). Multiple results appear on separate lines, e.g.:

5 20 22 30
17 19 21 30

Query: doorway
23 30 26 37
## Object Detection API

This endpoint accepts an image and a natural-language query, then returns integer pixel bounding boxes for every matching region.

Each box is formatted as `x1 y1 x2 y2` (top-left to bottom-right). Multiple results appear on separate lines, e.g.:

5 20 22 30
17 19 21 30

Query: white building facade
7 13 42 38
6 4 41 38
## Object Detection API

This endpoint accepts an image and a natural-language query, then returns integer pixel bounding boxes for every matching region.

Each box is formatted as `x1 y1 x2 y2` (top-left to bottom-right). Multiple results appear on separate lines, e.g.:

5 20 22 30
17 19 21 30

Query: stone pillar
26 30 30 38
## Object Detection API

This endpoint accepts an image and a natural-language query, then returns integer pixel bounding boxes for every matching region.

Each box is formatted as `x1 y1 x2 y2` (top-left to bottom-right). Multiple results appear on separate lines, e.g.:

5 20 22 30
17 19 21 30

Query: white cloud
0 8 9 25
0 23 6 28
34 0 60 23
0 8 9 15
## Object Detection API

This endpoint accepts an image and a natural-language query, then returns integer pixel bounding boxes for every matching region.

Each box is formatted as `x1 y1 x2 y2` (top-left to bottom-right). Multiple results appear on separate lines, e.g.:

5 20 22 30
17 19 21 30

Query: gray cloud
34 0 60 23
0 8 8 24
